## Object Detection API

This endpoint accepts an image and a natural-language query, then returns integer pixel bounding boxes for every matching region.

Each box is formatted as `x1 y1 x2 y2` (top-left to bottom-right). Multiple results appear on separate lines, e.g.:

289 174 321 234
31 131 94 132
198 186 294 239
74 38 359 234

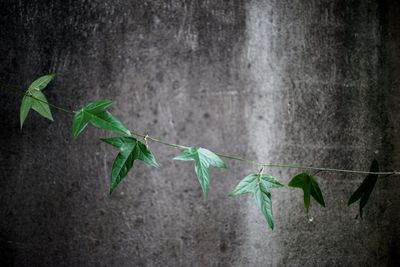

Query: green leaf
102 136 160 193
230 173 283 229
20 91 53 128
72 99 131 138
230 174 258 196
174 147 226 199
28 74 56 91
261 174 285 190
289 173 325 212
254 184 274 229
30 90 53 121
82 99 113 111
20 74 56 128
20 94 33 128
348 160 379 218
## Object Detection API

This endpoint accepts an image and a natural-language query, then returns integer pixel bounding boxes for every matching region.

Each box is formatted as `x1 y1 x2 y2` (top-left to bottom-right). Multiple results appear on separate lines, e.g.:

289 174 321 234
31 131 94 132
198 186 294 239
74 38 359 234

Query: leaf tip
109 185 116 195
202 189 209 201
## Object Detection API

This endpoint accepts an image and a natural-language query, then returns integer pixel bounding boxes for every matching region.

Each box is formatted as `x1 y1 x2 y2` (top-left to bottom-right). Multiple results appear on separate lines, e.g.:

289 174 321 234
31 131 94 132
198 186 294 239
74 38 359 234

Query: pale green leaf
173 147 198 161
230 174 258 196
254 183 274 229
197 148 226 168
194 159 210 198
261 175 285 190
230 172 283 229
174 147 226 199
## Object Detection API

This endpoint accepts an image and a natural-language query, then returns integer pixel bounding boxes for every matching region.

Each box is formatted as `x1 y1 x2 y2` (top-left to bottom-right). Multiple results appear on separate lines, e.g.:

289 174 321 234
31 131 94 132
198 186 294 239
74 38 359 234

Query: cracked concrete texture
0 0 399 266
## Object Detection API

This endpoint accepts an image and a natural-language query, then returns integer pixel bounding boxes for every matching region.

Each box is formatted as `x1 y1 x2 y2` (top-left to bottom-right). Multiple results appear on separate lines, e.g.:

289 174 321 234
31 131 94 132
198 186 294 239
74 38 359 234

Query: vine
10 74 400 230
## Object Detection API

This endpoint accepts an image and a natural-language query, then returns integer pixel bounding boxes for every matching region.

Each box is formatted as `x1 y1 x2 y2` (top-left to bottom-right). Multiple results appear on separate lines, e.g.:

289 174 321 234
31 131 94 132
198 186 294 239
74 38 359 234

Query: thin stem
1 82 75 115
3 82 399 176
131 131 188 150
130 131 400 176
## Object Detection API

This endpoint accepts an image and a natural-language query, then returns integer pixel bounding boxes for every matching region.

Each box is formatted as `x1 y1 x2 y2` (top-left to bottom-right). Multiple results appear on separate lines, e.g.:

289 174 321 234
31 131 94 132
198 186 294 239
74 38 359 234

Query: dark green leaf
102 136 160 193
174 147 226 199
230 172 283 229
72 99 131 138
310 177 325 207
28 74 55 91
348 160 379 218
289 173 325 212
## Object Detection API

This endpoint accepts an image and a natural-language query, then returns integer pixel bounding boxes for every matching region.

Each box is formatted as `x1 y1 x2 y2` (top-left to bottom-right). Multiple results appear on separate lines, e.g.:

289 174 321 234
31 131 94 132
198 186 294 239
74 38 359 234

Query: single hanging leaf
72 99 131 138
28 74 56 91
20 74 56 128
174 147 226 199
102 136 160 193
348 160 379 218
288 173 325 212
230 172 284 229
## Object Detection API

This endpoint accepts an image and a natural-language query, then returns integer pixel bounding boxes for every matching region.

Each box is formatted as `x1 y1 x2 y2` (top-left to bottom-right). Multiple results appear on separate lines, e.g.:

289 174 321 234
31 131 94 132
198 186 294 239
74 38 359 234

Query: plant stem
131 131 188 150
1 83 75 115
130 131 400 176
4 82 399 176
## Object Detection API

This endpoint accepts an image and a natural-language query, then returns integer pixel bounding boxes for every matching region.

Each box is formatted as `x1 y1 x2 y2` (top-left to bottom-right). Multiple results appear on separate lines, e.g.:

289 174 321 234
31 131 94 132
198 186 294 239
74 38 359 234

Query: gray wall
0 0 399 266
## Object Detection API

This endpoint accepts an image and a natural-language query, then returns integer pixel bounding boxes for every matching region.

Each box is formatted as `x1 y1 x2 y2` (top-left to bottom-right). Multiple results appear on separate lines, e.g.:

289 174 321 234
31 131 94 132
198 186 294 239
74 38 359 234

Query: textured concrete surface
0 0 399 266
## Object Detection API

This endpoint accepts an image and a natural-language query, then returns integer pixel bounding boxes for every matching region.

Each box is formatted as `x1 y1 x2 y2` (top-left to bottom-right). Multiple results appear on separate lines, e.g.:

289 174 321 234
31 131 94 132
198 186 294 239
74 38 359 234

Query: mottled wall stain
243 0 400 266
0 0 399 266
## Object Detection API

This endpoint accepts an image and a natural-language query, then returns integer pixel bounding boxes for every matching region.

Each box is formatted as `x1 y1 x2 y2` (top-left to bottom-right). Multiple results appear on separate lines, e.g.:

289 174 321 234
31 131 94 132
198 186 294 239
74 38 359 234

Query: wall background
0 0 399 266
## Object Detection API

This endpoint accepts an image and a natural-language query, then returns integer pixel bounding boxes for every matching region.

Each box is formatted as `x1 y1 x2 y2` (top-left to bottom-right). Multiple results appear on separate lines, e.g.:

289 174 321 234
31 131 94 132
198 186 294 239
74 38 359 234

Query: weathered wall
0 0 399 266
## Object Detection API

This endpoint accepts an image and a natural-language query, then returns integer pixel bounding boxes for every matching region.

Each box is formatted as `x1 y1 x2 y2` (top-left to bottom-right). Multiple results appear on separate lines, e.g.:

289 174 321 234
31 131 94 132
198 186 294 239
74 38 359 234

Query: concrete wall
0 0 399 266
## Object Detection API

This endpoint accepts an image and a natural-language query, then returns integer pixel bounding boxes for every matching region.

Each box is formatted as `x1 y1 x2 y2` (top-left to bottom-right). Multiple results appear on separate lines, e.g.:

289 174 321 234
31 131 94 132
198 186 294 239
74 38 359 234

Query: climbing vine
15 74 400 230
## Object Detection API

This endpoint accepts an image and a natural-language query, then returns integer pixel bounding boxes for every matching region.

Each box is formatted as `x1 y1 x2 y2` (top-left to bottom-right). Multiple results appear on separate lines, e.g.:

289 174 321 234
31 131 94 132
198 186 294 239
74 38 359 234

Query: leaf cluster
20 74 55 128
18 74 385 230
